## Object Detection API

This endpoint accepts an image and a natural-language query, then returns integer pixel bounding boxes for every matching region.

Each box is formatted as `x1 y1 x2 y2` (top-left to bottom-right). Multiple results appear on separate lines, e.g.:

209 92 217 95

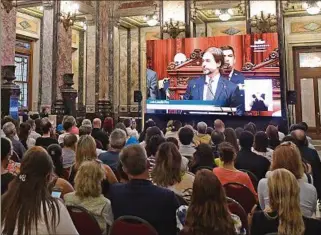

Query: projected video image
146 33 282 117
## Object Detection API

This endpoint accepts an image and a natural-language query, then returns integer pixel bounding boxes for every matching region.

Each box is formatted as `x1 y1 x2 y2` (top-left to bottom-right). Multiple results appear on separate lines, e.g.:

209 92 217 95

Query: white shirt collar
228 69 235 79
205 73 220 84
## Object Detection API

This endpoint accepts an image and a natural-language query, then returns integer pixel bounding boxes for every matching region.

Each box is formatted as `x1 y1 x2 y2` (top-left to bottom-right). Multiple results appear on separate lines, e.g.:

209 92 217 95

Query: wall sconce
162 0 185 38
250 1 277 33
1 0 15 13
59 1 79 31
302 1 321 15
215 9 234 21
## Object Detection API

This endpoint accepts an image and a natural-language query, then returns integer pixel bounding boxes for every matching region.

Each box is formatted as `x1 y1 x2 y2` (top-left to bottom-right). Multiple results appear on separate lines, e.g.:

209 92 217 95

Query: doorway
293 46 321 139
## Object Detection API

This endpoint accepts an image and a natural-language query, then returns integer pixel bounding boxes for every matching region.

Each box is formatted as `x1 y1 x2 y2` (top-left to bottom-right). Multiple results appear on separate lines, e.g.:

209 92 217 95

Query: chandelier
215 9 234 21
302 1 321 15
163 19 185 39
144 14 158 27
59 1 79 31
162 0 185 39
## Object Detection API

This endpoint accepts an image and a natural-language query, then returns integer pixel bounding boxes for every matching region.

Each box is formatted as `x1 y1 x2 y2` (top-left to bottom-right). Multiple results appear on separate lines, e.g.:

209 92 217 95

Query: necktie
206 79 215 100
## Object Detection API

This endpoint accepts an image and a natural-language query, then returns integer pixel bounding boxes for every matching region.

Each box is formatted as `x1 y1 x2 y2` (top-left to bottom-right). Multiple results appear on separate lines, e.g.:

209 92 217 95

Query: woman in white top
1 146 78 235
252 131 273 162
258 141 317 217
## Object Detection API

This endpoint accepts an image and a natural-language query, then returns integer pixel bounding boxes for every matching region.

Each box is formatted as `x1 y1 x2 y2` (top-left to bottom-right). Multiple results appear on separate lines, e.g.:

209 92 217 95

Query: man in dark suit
146 68 158 100
183 47 241 112
91 118 109 150
221 45 245 114
109 144 179 235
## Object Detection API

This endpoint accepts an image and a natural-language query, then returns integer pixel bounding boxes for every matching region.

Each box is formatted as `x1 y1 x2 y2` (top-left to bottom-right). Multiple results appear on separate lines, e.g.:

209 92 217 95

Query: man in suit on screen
183 47 241 112
146 68 158 100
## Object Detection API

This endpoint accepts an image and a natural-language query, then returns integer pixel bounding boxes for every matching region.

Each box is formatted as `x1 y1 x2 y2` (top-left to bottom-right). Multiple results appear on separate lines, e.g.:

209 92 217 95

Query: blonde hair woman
64 161 113 234
258 142 317 217
68 135 117 191
252 168 321 235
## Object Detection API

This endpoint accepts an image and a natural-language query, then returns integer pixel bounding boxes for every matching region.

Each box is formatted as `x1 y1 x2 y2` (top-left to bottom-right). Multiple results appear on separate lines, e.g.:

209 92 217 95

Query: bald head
93 118 101 128
214 119 225 132
291 129 306 147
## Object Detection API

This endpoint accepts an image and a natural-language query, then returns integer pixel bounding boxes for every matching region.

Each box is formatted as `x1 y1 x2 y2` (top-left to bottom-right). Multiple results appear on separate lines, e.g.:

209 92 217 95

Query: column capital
42 0 54 9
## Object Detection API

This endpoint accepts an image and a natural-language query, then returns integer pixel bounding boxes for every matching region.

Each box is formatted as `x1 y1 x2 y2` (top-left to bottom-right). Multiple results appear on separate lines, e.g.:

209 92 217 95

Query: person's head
166 137 179 148
139 119 156 142
183 169 236 235
197 122 207 134
63 134 78 150
211 130 225 146
214 119 225 132
254 131 269 152
244 122 256 135
271 141 304 179
47 144 63 178
35 118 43 134
41 120 53 135
218 142 236 164
178 126 194 145
64 116 76 126
1 137 12 168
109 128 127 150
172 120 182 132
1 115 15 127
291 129 307 147
221 45 236 69
103 117 114 133
191 144 215 171
81 119 92 127
235 127 244 140
202 47 224 77
75 135 97 169
91 118 100 129
79 125 92 136
120 144 148 179
224 128 239 152
74 160 105 199
42 107 49 114
145 126 162 143
114 122 127 136
298 122 308 132
26 119 36 131
1 146 60 235
266 125 280 149
239 131 254 150
146 134 165 157
268 169 305 235
206 127 214 135
62 121 73 133
18 123 31 141
3 122 17 138
123 118 132 128
152 142 182 187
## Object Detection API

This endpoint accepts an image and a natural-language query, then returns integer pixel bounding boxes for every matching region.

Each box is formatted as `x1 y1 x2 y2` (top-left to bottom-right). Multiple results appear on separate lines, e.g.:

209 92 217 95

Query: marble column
40 4 54 111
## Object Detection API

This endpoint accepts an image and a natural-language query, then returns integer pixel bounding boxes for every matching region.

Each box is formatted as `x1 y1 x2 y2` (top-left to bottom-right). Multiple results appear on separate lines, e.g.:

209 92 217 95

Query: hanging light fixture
215 9 233 21
59 1 79 30
162 1 185 38
302 1 321 15
144 14 158 27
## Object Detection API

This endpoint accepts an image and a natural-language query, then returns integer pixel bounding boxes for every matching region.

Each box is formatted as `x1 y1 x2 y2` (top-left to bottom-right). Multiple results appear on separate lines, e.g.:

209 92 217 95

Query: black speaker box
134 90 143 103
287 90 297 105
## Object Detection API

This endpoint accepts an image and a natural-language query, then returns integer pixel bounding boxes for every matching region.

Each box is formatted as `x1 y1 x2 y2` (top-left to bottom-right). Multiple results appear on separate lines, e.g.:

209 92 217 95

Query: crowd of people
1 114 321 235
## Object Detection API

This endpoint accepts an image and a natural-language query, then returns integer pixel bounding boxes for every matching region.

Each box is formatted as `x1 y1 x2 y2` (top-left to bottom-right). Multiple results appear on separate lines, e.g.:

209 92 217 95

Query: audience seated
177 169 241 235
235 131 270 181
109 144 179 235
36 120 59 149
206 126 214 135
266 125 281 150
26 119 41 140
64 161 113 234
269 120 285 141
290 124 316 150
58 118 79 145
214 119 225 132
68 135 118 193
213 142 257 197
138 119 156 143
258 141 317 217
193 122 211 146
211 130 225 164
146 134 166 172
1 146 79 235
189 143 217 174
3 122 26 160
291 129 321 200
152 142 194 199
244 122 256 135
141 125 162 148
1 137 15 195
166 136 179 148
103 117 114 135
99 128 127 173
165 120 182 140
251 169 321 235
92 118 109 150
224 128 240 152
252 131 274 162
235 127 244 141
61 134 77 169
19 122 36 149
178 126 196 162
123 118 139 139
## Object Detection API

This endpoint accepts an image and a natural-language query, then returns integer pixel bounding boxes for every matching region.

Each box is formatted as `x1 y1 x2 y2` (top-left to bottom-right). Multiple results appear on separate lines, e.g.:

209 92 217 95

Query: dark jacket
235 148 271 181
109 179 179 235
91 128 109 150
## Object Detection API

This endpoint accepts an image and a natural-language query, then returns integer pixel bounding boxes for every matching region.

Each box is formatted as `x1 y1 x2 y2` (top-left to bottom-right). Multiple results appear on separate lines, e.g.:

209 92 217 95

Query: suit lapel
198 75 206 100
214 76 224 102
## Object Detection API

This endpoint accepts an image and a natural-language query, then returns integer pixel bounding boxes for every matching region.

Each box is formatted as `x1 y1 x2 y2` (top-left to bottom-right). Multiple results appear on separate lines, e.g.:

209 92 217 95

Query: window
15 39 32 109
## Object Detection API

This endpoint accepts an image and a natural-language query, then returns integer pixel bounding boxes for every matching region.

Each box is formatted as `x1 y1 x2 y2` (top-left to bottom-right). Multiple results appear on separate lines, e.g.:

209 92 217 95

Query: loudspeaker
287 90 297 105
134 90 143 103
